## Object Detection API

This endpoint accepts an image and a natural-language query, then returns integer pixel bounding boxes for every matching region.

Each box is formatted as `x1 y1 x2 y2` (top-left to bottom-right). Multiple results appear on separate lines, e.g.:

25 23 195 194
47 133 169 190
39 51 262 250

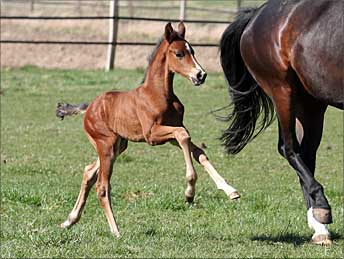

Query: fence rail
0 15 231 24
1 0 238 14
0 15 230 47
1 40 219 47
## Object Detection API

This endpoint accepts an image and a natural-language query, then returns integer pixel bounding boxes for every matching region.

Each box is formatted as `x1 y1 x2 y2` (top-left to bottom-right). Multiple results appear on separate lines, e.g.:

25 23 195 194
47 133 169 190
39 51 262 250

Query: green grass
1 66 343 258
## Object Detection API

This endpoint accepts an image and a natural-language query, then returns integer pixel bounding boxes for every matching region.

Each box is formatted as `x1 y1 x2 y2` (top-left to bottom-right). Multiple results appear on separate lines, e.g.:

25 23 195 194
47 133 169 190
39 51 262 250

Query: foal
57 22 239 237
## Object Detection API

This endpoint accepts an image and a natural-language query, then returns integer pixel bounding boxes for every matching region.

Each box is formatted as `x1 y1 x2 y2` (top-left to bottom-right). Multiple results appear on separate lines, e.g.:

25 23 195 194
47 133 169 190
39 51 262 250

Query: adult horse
56 22 239 237
220 0 343 245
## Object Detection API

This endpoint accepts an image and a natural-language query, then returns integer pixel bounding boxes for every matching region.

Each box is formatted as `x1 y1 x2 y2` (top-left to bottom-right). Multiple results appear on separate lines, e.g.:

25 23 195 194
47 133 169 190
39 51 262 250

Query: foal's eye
175 51 185 58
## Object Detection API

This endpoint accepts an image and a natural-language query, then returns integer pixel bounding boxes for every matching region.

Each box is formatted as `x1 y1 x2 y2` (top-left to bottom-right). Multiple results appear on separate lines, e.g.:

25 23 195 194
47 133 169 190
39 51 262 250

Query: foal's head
164 22 207 86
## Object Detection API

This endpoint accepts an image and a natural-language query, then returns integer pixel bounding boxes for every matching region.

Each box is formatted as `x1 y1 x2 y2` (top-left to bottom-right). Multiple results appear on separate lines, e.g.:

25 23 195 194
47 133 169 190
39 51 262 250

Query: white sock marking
307 207 330 236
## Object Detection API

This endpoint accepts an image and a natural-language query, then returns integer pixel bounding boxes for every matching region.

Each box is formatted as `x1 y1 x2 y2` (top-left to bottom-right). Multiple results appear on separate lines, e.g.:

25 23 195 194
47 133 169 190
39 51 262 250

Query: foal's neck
143 41 174 97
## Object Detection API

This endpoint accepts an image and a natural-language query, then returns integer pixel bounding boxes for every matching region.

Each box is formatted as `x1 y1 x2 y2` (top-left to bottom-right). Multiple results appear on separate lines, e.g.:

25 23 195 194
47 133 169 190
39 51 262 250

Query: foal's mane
141 32 183 83
141 37 164 83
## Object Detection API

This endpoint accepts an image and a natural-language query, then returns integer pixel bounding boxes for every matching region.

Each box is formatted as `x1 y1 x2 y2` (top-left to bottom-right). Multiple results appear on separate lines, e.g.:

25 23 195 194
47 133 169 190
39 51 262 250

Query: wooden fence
1 0 261 70
1 0 243 15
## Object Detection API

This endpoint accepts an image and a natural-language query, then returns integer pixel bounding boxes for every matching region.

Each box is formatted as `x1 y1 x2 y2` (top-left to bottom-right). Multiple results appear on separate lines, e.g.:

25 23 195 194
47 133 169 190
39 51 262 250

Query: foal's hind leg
60 158 99 228
190 142 240 200
95 136 127 237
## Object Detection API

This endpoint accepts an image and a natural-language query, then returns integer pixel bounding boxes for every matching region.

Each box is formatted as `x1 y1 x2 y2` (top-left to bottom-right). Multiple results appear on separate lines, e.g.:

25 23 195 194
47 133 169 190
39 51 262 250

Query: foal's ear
164 22 174 43
178 22 186 38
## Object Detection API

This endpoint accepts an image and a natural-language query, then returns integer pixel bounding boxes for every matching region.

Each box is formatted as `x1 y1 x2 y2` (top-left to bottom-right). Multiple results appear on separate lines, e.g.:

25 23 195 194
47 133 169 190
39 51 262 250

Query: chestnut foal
57 22 239 237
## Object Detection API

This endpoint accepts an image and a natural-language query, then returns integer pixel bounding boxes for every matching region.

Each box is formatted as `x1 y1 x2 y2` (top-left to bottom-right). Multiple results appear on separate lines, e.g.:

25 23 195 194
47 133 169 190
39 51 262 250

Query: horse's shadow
251 232 342 246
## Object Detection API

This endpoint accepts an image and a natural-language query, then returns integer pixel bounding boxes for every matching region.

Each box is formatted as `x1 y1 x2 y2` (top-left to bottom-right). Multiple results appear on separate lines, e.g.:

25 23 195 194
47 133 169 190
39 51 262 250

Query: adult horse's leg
148 125 197 203
95 136 127 237
295 95 331 245
190 142 240 199
277 115 331 244
271 83 331 224
60 158 99 229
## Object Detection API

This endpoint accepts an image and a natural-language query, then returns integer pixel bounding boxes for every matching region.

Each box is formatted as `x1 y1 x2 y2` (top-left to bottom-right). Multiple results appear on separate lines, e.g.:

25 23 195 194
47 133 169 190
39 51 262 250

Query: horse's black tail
56 102 88 120
219 8 275 155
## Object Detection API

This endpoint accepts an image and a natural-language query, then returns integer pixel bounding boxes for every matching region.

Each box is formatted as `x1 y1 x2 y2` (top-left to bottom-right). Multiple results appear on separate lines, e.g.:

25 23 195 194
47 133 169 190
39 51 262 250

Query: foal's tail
219 7 275 155
56 102 89 120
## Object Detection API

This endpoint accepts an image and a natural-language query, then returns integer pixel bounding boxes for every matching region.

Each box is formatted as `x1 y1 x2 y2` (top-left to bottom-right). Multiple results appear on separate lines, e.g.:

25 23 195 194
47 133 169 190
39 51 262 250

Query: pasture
1 66 343 258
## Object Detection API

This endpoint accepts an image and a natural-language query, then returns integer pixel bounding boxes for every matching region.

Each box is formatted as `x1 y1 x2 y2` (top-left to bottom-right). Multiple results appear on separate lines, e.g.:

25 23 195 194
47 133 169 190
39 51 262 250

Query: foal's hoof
311 234 332 246
228 191 240 200
60 220 71 229
185 196 194 204
113 232 121 238
313 208 332 224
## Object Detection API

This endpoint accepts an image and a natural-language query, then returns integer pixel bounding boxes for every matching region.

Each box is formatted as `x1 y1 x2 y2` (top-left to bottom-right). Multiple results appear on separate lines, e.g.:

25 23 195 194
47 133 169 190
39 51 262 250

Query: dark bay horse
220 0 343 245
56 22 239 237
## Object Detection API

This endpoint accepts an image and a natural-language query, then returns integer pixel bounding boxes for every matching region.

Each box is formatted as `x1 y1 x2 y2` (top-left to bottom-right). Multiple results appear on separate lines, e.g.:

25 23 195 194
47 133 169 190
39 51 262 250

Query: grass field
1 67 343 258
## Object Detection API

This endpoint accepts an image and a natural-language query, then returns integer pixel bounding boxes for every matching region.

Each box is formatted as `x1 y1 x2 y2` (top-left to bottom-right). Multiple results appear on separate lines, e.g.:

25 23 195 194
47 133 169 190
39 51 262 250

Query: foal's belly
113 116 145 142
100 90 186 142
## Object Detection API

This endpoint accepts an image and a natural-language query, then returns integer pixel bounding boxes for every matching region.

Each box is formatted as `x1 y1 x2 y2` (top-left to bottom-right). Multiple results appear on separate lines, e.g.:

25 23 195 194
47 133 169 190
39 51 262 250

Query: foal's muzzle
191 70 207 86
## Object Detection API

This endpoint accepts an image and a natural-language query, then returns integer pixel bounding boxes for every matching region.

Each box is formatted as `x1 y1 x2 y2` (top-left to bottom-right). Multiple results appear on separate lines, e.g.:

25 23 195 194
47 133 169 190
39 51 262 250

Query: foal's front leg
190 142 240 200
148 125 197 202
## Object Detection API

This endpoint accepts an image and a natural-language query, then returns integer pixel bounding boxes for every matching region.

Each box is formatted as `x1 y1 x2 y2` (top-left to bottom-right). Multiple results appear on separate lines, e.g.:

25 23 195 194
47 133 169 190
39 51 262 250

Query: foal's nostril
196 71 203 81
197 71 207 82
192 70 206 85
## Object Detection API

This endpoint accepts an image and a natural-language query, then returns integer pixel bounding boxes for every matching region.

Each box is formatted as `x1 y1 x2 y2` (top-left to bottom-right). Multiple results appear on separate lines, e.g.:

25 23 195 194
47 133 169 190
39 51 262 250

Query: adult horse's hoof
311 234 332 246
228 191 240 200
313 208 332 224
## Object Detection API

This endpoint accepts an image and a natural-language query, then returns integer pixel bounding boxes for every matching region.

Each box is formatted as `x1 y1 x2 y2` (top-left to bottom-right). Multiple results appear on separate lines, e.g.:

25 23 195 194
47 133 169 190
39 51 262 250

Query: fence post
237 0 241 11
76 0 82 15
180 0 186 20
106 0 119 71
30 0 34 12
128 0 134 17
